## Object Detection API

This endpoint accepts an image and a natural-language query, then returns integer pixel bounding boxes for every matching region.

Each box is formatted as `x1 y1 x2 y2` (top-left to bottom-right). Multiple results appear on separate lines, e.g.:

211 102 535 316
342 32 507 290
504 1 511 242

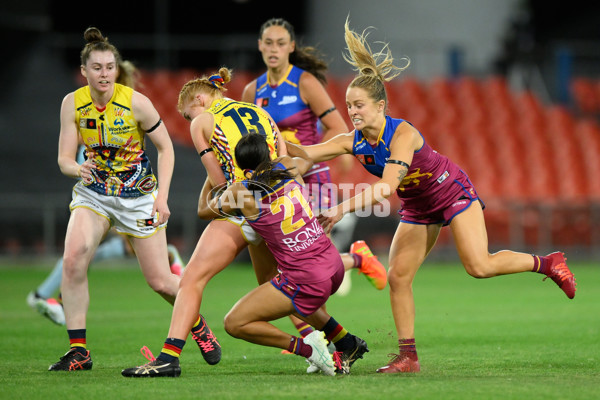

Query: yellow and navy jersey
75 83 156 197
208 98 279 184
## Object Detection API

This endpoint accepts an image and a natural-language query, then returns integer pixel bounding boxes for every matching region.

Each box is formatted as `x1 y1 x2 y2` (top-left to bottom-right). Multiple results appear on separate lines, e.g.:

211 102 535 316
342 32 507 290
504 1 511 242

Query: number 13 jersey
207 98 280 184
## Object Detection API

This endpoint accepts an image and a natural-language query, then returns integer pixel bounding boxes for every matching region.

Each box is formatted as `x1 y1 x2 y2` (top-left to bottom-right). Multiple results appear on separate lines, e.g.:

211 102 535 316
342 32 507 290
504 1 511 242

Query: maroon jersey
244 175 342 283
353 116 480 224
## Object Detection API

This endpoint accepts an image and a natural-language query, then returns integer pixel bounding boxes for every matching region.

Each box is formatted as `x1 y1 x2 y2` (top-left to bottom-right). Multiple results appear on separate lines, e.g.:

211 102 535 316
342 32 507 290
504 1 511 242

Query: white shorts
69 182 167 238
220 215 262 246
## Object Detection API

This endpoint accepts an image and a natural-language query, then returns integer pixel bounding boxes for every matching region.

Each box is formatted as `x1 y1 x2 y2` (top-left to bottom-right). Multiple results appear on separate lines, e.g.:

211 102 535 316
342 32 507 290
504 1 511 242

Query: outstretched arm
286 132 354 163
318 122 419 233
276 155 314 180
198 183 255 220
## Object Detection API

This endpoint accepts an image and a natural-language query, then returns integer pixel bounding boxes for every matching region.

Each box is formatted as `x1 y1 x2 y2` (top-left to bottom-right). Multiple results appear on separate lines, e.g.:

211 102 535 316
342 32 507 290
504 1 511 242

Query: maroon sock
294 321 314 338
399 338 418 360
287 336 312 358
352 253 362 269
532 255 549 275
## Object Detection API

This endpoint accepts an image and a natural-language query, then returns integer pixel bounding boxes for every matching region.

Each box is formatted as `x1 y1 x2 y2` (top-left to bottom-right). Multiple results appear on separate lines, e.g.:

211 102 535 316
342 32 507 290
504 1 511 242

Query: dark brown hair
259 18 329 85
80 27 138 88
235 133 294 191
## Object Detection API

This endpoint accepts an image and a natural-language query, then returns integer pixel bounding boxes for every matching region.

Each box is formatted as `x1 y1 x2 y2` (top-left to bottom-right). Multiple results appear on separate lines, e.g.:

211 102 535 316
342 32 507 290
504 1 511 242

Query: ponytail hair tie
209 74 224 89
243 169 254 177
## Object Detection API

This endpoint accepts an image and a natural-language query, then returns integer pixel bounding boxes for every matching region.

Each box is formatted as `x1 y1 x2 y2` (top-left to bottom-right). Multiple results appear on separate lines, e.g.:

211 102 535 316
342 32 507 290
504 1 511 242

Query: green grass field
1 259 598 400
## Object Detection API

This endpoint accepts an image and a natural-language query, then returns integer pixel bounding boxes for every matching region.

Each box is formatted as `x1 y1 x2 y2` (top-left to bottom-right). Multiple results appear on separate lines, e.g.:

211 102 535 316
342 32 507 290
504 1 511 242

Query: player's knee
223 312 242 338
147 278 176 297
463 260 493 278
62 253 87 282
387 265 413 288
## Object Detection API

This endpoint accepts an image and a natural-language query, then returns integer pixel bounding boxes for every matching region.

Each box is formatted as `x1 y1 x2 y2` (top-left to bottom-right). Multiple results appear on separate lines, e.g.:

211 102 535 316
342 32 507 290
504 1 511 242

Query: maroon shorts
270 266 344 317
400 171 485 226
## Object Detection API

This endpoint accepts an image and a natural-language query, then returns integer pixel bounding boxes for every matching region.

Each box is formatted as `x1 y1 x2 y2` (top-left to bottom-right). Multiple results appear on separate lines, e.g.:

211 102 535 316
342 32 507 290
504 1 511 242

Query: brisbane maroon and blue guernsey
252 65 331 209
352 115 480 224
243 168 341 284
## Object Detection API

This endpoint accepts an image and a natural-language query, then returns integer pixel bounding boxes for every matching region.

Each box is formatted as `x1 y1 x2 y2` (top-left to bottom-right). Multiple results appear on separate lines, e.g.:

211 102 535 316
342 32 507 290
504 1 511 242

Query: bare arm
276 155 314 180
318 122 420 233
299 72 349 142
199 183 256 220
281 144 313 177
286 132 354 163
133 91 174 226
197 177 222 219
241 80 257 104
268 115 288 157
57 92 95 181
189 113 227 187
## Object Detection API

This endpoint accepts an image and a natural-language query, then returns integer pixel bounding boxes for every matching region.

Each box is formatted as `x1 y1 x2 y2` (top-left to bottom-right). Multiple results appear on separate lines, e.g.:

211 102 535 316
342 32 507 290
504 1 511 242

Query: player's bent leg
130 230 179 304
381 221 436 373
224 282 295 348
451 205 576 298
248 240 278 284
167 220 248 346
249 240 318 351
61 208 109 329
451 202 531 278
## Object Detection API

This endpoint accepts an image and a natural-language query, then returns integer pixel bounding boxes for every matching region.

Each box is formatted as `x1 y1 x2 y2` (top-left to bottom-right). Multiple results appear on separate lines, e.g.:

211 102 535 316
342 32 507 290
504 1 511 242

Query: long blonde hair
343 17 410 108
177 67 232 114
117 60 139 89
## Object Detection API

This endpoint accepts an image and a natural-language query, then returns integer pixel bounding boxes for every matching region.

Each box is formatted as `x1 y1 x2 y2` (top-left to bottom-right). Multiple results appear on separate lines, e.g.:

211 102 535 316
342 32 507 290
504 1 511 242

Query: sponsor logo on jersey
108 125 133 135
437 170 449 183
355 141 367 151
451 199 468 209
281 219 324 251
278 95 297 105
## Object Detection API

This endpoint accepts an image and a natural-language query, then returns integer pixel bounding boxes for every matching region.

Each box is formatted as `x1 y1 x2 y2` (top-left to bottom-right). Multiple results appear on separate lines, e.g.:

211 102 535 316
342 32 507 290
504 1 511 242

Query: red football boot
542 252 576 299
376 353 420 373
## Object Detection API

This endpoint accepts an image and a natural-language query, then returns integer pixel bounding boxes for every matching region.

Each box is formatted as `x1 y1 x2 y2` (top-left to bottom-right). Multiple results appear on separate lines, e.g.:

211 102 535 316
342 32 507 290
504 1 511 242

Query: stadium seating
105 68 598 249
